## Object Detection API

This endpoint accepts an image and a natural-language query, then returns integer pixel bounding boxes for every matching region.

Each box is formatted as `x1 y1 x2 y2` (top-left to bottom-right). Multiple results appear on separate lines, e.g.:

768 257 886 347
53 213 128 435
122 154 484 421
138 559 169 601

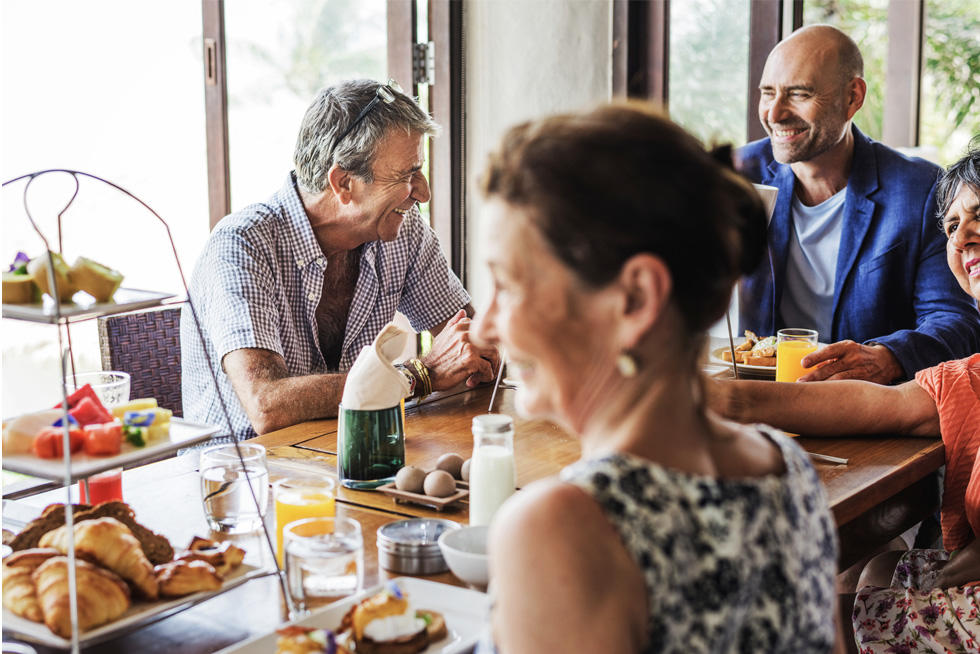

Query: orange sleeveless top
915 353 980 551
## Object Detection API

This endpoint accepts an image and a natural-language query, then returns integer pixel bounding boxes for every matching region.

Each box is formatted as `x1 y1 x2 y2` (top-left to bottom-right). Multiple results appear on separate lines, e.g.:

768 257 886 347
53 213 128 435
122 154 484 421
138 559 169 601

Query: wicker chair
98 306 183 417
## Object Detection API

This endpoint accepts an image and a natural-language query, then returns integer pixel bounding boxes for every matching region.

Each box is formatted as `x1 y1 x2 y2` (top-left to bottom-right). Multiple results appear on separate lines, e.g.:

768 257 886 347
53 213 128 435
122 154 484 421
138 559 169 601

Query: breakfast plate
708 338 828 376
2 562 269 649
0 418 221 481
216 576 489 654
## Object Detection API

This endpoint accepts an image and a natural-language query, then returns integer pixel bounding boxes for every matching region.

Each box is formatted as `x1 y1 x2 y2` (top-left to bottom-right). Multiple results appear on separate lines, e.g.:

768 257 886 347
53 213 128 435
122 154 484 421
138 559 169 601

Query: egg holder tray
377 480 469 511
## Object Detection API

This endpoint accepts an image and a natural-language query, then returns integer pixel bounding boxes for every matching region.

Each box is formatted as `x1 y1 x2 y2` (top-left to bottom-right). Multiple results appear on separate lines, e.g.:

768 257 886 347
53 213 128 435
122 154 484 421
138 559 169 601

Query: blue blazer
736 125 980 379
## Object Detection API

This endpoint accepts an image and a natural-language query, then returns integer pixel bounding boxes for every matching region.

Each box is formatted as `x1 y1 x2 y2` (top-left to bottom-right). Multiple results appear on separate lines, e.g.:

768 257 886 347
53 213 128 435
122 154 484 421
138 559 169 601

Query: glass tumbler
199 443 269 533
775 328 819 383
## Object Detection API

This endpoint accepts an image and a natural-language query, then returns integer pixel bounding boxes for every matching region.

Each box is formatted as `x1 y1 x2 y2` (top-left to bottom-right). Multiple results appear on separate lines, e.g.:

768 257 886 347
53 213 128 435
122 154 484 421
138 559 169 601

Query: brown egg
436 452 464 479
460 458 471 482
423 470 457 497
395 466 426 493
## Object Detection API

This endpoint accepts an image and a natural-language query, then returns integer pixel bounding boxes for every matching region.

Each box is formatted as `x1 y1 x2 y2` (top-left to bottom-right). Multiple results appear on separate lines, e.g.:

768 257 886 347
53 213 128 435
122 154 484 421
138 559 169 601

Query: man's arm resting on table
222 348 345 435
712 378 941 437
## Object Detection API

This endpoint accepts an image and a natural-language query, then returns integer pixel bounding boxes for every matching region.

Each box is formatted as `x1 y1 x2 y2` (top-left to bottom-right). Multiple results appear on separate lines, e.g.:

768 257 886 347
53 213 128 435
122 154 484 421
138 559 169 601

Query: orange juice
776 340 818 383
275 484 335 564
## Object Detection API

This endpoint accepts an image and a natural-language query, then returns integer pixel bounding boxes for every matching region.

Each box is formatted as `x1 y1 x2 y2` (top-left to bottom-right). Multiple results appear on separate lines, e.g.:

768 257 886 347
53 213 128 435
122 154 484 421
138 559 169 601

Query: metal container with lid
377 518 460 575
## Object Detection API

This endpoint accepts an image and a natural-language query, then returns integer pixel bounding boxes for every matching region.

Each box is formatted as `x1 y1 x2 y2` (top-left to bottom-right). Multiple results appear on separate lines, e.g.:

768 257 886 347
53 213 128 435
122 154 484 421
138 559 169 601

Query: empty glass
199 443 269 533
64 371 130 407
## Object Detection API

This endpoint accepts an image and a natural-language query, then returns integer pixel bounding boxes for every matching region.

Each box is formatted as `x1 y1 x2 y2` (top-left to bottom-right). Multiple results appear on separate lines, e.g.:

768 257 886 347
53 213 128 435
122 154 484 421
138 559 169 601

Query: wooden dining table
2 383 944 653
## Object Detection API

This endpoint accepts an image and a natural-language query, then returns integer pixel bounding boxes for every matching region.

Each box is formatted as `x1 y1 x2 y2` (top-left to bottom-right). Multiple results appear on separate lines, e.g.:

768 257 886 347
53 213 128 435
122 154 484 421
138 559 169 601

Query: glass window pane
669 0 751 146
920 0 980 166
804 0 889 141
224 0 387 212
2 0 206 414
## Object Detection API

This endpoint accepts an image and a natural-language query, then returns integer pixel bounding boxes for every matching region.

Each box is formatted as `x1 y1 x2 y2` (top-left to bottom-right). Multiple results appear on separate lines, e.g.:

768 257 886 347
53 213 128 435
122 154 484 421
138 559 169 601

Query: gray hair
293 79 440 193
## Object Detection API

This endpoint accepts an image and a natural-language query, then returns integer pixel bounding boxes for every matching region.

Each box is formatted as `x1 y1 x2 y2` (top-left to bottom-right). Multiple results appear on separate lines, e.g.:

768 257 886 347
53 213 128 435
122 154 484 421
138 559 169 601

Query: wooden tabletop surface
2 384 945 652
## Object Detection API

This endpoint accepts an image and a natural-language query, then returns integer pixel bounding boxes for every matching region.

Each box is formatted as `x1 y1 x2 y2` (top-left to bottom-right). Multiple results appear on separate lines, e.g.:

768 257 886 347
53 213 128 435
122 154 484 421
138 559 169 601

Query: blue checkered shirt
180 173 469 441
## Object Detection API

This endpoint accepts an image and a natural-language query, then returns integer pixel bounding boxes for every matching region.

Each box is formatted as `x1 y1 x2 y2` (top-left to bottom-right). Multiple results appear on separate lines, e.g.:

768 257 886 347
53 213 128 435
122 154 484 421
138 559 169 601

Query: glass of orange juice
274 476 336 565
776 328 819 383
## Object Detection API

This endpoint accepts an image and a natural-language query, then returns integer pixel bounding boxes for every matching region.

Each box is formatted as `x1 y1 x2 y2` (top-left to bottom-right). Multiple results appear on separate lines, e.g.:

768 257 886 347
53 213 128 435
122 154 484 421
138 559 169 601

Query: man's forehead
373 130 425 174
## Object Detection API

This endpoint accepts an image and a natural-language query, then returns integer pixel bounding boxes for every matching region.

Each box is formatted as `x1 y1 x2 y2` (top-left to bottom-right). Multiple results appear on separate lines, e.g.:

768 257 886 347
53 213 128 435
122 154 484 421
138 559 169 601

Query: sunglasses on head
332 79 403 153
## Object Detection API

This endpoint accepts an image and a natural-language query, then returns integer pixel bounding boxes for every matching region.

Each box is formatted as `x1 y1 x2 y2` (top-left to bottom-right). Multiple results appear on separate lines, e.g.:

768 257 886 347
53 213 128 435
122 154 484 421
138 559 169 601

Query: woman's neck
577 359 718 476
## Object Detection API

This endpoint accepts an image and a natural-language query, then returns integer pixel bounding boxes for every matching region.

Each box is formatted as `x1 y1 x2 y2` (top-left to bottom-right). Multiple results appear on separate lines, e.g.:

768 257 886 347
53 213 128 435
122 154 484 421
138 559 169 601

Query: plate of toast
2 501 269 649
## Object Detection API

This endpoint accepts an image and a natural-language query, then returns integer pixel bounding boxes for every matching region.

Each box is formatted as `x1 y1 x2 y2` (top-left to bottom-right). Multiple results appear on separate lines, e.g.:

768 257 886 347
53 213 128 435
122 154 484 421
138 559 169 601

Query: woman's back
562 426 838 653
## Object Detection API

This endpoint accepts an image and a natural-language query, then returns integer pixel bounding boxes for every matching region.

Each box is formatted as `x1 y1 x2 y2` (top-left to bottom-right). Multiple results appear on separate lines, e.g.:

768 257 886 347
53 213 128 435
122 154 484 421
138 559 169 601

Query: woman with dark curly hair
717 139 980 652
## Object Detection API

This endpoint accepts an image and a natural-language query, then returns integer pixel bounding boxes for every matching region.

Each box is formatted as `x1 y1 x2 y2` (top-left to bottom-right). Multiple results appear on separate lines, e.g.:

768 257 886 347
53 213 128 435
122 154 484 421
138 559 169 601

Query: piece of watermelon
69 396 114 427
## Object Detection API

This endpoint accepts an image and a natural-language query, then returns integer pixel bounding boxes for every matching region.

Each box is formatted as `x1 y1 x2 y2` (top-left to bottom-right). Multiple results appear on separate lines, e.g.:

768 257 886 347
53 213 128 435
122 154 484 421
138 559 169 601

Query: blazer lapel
832 127 879 339
766 160 797 327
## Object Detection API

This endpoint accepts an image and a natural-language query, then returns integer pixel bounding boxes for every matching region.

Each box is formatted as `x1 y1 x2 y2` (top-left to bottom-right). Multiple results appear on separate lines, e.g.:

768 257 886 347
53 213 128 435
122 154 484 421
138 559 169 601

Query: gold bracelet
410 358 432 398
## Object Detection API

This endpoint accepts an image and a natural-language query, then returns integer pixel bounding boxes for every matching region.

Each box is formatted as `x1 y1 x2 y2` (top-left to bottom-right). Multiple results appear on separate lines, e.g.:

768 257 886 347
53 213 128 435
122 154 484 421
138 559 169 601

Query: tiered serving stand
1 170 294 652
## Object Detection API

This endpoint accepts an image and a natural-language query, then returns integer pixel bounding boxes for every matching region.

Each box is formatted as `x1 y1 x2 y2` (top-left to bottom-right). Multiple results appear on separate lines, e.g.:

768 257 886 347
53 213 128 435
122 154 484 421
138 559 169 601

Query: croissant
2 548 60 622
32 556 130 638
39 517 158 599
154 560 222 597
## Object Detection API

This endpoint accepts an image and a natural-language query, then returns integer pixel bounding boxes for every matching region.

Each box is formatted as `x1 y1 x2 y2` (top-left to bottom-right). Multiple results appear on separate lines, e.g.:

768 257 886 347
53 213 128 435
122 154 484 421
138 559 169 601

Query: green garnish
417 611 432 626
124 425 146 447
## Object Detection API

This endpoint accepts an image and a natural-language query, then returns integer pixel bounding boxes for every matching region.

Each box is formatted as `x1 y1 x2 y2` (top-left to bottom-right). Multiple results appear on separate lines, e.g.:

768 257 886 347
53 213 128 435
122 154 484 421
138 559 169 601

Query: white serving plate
2 562 270 650
1 288 176 324
217 577 489 654
1 418 222 482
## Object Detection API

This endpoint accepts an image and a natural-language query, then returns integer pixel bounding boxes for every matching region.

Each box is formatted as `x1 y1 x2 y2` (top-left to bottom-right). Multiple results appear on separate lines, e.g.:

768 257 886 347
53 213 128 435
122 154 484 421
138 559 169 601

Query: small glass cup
274 476 337 565
775 328 819 383
65 371 130 407
284 516 364 616
199 443 269 533
79 467 123 504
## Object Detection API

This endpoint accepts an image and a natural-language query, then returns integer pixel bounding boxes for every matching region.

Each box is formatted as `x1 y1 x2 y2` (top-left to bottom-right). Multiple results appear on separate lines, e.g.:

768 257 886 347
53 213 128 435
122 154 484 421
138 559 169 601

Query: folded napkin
341 323 412 410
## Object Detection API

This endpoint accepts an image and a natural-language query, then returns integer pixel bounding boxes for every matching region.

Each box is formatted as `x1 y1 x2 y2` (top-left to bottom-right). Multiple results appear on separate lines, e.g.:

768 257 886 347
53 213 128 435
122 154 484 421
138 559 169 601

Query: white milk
469 444 516 526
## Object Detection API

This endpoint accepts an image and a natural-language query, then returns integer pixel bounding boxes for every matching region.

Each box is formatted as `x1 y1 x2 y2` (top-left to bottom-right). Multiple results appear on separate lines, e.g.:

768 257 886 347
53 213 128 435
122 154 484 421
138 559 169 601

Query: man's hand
423 309 500 390
798 340 903 384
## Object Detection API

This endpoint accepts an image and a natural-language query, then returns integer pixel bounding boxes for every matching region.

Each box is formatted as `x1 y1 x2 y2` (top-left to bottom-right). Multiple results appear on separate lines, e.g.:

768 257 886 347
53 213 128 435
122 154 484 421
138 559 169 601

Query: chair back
98 306 183 417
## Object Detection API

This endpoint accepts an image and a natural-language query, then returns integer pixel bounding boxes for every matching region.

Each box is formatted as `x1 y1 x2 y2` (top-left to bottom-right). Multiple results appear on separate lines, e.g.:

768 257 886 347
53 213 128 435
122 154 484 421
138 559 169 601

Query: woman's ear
614 253 672 350
326 163 353 204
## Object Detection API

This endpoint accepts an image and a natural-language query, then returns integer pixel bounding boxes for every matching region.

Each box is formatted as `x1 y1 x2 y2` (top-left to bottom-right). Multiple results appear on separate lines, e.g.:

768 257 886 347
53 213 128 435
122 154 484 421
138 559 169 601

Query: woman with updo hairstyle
471 103 838 653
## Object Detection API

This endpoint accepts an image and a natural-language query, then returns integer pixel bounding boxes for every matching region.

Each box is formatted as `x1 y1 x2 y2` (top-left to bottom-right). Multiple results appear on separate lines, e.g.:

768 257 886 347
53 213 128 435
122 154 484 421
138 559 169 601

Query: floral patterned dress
561 425 838 653
852 550 980 653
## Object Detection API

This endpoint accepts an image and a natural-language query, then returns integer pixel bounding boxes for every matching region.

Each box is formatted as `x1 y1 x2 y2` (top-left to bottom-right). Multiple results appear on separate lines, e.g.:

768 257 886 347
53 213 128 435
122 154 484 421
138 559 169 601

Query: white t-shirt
779 187 847 341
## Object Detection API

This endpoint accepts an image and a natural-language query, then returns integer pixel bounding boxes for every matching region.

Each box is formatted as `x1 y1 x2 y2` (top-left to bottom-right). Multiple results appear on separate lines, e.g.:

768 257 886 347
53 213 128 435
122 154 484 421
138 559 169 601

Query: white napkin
341 323 412 410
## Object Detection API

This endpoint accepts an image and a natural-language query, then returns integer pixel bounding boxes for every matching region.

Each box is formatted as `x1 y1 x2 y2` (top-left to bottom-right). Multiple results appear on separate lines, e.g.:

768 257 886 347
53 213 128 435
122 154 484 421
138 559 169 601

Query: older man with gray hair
182 79 497 441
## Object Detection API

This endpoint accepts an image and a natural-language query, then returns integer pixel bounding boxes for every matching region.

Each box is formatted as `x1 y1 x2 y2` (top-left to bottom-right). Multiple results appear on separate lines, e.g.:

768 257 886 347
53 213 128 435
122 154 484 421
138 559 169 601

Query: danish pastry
154 559 222 597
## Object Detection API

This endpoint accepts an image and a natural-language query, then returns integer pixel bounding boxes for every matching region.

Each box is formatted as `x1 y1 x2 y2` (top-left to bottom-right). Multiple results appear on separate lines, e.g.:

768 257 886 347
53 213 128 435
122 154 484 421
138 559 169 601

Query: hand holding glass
775 329 819 383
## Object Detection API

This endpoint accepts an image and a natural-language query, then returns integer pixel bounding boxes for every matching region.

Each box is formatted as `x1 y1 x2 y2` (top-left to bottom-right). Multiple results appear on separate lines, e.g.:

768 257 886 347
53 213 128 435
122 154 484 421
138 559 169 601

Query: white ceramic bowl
437 524 489 589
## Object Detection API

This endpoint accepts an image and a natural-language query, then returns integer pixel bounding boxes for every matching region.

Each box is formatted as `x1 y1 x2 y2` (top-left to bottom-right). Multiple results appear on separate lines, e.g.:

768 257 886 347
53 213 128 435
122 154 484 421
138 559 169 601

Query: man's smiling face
359 129 430 241
757 39 853 164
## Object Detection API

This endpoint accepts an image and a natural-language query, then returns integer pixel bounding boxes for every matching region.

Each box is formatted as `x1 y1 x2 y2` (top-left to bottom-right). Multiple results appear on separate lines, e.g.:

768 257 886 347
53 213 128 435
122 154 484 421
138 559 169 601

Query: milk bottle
469 414 516 526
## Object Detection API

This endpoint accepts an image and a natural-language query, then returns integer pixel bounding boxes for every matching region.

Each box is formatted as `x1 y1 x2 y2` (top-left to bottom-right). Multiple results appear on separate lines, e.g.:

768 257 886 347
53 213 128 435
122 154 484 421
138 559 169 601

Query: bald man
737 25 980 384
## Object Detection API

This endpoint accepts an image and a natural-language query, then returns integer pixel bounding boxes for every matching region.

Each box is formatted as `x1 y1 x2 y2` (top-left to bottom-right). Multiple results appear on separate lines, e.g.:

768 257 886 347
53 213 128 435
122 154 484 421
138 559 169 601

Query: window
669 0 751 147
1 0 206 414
223 0 388 211
919 0 980 165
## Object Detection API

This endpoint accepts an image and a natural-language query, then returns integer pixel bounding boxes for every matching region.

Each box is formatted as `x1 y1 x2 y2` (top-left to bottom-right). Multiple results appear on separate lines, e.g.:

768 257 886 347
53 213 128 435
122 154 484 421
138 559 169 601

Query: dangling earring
616 352 637 378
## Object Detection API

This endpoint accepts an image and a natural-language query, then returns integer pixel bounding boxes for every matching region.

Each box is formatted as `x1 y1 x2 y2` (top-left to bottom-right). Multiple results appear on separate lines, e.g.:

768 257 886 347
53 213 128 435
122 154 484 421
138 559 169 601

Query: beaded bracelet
394 363 417 397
